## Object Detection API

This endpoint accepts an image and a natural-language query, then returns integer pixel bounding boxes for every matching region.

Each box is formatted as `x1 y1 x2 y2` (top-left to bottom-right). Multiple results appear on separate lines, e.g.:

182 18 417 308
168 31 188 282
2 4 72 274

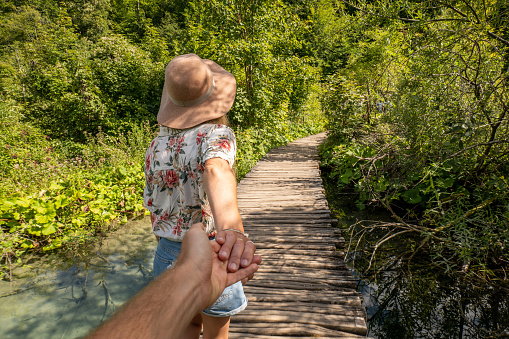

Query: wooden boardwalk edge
230 132 368 338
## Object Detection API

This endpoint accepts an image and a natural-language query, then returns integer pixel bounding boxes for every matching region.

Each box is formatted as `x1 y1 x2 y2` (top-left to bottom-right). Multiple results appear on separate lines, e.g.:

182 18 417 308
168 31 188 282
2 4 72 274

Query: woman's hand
215 230 259 274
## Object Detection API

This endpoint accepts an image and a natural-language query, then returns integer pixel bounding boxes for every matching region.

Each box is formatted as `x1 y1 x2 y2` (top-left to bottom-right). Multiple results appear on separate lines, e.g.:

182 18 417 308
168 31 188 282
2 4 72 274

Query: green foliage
0 6 167 142
64 0 112 40
0 103 64 197
0 117 154 279
0 163 146 278
182 0 319 129
319 0 509 272
90 35 166 126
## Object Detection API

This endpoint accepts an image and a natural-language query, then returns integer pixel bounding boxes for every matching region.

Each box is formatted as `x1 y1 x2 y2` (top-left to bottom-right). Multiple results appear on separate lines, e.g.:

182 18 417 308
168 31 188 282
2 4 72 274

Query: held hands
178 223 261 309
215 229 258 274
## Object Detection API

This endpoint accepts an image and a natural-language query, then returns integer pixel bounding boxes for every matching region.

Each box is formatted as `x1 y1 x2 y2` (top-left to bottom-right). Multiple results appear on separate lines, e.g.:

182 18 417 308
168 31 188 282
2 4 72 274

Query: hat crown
166 54 213 102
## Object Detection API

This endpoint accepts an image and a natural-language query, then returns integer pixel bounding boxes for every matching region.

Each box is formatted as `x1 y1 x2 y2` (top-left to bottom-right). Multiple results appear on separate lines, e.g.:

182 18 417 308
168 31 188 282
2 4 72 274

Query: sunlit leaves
184 0 318 128
0 164 146 260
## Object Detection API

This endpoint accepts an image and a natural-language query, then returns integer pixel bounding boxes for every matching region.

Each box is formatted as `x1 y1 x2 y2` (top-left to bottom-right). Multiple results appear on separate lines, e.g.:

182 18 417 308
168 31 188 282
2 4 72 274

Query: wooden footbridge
229 132 368 338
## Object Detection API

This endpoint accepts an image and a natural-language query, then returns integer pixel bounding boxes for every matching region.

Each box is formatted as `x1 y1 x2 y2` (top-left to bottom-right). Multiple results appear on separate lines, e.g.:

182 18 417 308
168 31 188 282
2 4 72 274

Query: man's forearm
87 264 202 339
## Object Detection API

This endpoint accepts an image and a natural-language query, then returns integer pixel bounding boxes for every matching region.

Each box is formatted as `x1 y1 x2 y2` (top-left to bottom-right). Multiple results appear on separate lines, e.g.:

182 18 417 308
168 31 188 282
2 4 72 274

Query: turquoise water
0 218 156 339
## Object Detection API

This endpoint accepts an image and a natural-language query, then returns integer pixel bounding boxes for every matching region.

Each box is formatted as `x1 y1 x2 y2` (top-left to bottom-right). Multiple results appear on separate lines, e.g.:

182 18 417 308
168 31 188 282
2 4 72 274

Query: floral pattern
144 124 236 241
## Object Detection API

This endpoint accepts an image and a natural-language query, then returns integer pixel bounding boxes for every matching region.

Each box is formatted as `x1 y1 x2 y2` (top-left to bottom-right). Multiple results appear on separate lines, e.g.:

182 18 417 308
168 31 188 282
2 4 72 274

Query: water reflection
355 256 509 338
0 217 156 339
328 193 509 338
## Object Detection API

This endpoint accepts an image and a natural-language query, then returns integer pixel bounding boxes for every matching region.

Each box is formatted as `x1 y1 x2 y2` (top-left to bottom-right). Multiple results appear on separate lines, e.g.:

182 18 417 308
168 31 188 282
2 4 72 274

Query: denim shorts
153 237 248 317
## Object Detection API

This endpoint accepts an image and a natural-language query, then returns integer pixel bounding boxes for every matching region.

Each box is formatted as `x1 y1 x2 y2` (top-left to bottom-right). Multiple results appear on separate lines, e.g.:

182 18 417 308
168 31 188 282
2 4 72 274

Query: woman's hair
203 115 229 127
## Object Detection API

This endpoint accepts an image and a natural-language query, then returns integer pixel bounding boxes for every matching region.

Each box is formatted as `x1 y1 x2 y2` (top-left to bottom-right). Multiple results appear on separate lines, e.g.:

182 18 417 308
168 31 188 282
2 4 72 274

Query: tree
320 0 509 272
182 0 318 128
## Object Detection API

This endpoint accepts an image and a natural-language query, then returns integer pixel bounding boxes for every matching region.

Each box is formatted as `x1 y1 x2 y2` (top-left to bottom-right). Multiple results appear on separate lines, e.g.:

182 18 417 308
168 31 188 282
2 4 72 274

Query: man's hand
85 224 261 339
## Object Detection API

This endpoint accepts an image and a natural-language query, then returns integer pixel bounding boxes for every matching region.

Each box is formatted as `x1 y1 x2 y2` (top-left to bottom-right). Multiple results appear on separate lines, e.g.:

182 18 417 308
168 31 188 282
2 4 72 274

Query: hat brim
157 59 236 129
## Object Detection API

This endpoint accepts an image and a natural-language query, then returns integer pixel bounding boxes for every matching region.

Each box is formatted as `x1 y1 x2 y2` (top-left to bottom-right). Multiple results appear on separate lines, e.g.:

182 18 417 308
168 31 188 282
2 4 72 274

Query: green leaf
21 240 35 249
35 213 53 224
401 189 422 204
49 182 65 191
15 199 30 208
28 225 43 236
54 195 70 209
340 169 353 184
42 224 58 235
2 199 17 209
8 221 21 233
43 239 62 251
89 207 102 214
72 217 85 226
36 202 56 215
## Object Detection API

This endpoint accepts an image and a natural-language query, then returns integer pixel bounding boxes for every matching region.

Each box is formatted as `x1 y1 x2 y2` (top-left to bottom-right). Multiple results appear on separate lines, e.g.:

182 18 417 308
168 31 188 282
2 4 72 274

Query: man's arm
86 224 260 339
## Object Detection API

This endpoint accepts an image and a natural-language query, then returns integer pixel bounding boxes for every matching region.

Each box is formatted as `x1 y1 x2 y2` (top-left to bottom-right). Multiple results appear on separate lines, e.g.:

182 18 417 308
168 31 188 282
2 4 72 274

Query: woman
144 53 253 339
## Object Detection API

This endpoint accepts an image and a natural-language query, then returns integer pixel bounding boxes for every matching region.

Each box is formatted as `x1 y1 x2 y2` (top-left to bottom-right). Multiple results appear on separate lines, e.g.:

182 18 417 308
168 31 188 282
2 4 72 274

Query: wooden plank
245 286 362 297
253 243 337 251
244 236 342 246
239 200 328 204
243 218 337 223
231 311 367 335
229 323 366 337
244 302 366 316
254 266 355 277
253 252 341 261
238 199 329 205
254 249 345 257
241 209 331 215
248 271 357 282
237 195 327 200
230 335 366 339
245 225 339 232
246 169 322 173
244 224 337 230
239 179 324 184
248 231 339 239
246 279 357 290
231 336 366 339
256 259 344 270
238 183 324 188
237 202 329 208
244 293 363 306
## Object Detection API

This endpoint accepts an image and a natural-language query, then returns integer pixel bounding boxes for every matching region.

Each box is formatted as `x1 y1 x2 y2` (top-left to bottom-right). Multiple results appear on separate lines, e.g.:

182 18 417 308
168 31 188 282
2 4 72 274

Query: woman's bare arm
204 157 254 272
203 157 243 232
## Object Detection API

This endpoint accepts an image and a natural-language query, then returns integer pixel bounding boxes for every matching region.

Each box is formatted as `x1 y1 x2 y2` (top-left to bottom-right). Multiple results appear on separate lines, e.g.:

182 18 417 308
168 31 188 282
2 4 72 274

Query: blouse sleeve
201 125 237 167
143 144 155 213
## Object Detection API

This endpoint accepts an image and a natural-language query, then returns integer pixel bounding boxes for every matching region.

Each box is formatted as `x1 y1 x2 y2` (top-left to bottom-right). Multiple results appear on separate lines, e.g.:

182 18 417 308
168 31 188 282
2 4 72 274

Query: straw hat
157 53 236 129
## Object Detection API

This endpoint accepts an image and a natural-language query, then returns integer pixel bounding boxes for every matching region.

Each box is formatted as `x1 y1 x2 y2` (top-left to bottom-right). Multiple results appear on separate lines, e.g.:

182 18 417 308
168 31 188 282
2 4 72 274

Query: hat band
169 78 216 107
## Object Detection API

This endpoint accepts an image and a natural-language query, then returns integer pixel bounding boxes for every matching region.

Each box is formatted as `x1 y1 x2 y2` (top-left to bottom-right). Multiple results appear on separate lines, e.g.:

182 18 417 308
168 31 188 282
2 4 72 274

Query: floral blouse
144 124 236 241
